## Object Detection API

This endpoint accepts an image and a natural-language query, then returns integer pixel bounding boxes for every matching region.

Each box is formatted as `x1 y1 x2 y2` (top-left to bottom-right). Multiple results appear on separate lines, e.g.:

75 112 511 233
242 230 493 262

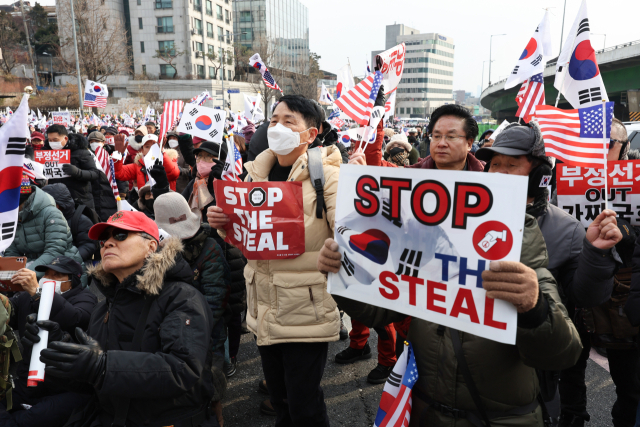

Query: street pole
559 0 567 52
488 34 506 86
19 0 39 89
69 0 84 113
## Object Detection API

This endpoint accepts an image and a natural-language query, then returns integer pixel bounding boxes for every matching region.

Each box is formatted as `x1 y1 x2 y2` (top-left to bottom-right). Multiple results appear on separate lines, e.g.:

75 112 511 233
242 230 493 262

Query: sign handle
602 100 608 211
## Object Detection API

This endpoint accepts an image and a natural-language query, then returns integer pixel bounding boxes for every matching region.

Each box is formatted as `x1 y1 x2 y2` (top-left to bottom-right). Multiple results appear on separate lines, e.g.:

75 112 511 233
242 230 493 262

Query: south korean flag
504 10 553 90
85 80 109 97
554 0 607 108
0 94 29 253
329 188 461 292
176 104 227 143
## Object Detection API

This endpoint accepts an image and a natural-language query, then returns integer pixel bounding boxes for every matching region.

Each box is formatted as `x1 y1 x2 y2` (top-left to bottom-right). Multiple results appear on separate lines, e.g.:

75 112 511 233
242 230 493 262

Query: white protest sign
328 165 528 344
34 150 71 179
375 43 406 95
176 105 226 143
51 111 71 127
347 127 376 143
143 143 162 187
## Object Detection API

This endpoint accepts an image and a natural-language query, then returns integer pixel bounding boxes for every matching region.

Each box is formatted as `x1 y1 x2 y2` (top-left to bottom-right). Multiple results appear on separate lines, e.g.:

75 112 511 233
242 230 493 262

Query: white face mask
168 138 179 148
38 277 71 295
49 140 65 150
90 142 103 151
267 123 312 155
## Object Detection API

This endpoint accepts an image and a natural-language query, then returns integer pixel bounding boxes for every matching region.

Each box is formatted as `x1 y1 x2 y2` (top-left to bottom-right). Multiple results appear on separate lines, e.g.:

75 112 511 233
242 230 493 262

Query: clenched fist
482 261 539 313
317 238 342 274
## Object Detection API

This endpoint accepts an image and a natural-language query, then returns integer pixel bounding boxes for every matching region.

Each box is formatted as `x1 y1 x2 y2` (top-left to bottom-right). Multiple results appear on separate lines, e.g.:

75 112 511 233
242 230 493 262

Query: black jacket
89 149 118 221
247 121 269 162
84 238 215 426
41 183 98 262
211 232 246 315
10 285 97 400
312 121 349 164
45 133 101 209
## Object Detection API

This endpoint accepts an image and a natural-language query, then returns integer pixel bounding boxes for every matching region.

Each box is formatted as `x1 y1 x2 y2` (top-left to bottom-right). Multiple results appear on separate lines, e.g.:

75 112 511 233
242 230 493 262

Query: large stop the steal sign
214 180 306 260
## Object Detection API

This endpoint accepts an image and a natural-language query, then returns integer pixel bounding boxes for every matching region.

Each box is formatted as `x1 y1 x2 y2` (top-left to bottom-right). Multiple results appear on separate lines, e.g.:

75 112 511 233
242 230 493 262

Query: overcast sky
7 0 640 96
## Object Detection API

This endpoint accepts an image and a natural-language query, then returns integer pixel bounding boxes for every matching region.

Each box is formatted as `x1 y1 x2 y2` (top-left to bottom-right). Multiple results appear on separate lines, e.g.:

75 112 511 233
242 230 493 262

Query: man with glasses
35 211 216 427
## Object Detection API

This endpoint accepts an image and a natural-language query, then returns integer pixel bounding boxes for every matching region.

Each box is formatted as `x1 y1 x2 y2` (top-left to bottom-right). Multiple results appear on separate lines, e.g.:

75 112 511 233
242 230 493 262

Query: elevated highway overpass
480 40 640 122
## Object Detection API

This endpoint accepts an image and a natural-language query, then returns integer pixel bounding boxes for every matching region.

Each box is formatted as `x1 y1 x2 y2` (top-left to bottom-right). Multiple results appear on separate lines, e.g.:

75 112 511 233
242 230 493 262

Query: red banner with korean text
557 160 640 227
213 180 305 260
34 150 71 180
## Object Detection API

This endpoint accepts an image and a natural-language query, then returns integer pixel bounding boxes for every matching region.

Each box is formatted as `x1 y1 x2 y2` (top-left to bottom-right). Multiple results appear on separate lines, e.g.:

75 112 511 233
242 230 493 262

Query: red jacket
352 121 397 167
114 149 180 191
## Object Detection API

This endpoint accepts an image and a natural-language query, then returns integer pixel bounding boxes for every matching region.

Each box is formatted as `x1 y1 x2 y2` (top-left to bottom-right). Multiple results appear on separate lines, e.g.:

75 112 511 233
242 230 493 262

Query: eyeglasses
98 229 149 248
431 134 467 143
609 138 628 150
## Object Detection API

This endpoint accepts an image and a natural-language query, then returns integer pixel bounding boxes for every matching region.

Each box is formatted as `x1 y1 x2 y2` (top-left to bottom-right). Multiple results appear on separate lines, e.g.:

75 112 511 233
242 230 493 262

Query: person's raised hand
11 268 39 296
317 238 342 275
348 147 367 166
148 158 169 189
482 261 539 313
586 209 623 250
207 206 230 230
210 158 224 180
114 134 126 153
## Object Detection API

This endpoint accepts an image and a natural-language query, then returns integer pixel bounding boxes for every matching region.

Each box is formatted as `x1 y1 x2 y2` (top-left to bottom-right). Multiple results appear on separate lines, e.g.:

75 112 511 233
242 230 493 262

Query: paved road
223 325 619 427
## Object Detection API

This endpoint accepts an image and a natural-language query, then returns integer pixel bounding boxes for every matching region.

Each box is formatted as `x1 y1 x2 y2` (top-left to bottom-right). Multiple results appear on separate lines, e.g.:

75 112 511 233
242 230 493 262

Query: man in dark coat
87 131 118 221
36 211 215 427
41 184 97 262
45 125 101 210
4 256 96 427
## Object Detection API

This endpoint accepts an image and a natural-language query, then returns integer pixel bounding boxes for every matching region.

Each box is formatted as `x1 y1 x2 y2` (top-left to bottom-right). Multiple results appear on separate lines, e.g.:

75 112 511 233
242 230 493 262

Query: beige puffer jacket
223 146 342 346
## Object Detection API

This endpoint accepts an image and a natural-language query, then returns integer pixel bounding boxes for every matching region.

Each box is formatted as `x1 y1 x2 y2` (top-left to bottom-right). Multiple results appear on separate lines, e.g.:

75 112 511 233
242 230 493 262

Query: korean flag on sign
504 11 553 90
84 80 109 97
176 104 227 143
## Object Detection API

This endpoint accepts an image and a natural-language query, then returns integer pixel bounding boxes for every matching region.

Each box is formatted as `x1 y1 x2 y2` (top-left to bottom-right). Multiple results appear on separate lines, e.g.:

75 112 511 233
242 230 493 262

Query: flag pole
602 100 608 211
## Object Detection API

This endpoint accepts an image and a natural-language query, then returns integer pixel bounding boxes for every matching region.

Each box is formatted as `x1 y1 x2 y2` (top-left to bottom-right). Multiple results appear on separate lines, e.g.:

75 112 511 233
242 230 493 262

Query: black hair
275 95 324 129
428 104 479 141
46 124 68 136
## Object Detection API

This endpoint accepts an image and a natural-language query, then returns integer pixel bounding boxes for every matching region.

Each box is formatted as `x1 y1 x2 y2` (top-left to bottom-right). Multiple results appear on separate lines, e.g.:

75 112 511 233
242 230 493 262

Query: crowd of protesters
0 87 638 427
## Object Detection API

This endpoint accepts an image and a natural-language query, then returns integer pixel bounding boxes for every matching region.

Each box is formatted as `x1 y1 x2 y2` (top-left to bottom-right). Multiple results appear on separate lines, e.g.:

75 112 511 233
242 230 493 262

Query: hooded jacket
4 187 84 279
84 238 215 426
45 133 101 209
41 183 97 262
113 149 180 191
334 215 582 427
220 146 342 346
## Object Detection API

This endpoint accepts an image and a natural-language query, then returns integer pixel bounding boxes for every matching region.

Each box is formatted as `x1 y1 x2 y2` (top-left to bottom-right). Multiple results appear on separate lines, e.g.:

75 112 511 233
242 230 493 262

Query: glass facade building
233 0 309 74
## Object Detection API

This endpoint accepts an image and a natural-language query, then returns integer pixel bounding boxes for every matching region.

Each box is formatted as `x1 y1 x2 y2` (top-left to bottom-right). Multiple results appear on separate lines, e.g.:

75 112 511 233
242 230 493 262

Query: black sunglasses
98 229 147 248
609 138 628 150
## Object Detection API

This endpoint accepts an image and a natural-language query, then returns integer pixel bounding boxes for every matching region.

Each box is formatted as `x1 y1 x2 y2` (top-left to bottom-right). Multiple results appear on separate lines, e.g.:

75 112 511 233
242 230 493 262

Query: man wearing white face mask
208 95 341 427
5 257 96 427
45 125 101 211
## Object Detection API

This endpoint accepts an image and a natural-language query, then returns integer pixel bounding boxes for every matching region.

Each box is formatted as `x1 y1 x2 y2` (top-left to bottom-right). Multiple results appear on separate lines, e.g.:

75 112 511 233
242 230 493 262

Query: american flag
535 102 614 168
158 100 185 148
516 73 545 123
189 91 212 106
221 137 243 182
249 53 283 94
373 341 418 427
328 107 341 120
334 71 383 126
94 145 120 200
84 93 107 108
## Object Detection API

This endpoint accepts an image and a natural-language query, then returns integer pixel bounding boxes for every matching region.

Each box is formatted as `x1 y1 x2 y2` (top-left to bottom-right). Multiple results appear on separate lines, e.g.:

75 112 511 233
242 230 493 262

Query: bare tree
153 48 185 79
0 11 23 75
56 0 131 82
290 52 322 100
205 48 233 80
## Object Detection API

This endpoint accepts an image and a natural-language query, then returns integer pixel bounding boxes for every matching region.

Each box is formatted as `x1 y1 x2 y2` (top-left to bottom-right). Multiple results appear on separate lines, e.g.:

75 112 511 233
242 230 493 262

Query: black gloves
62 163 80 177
211 159 224 181
177 134 196 167
22 314 70 350
374 84 386 108
40 328 106 388
206 159 225 196
149 159 170 199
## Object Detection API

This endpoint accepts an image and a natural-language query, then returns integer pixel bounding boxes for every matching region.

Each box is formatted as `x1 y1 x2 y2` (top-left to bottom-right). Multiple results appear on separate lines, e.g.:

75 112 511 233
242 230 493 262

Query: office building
232 0 309 74
127 0 235 80
372 24 454 119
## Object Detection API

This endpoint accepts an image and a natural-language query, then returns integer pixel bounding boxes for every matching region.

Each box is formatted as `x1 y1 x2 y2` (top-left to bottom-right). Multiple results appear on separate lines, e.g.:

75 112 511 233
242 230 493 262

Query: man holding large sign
318 105 582 426
208 95 341 426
